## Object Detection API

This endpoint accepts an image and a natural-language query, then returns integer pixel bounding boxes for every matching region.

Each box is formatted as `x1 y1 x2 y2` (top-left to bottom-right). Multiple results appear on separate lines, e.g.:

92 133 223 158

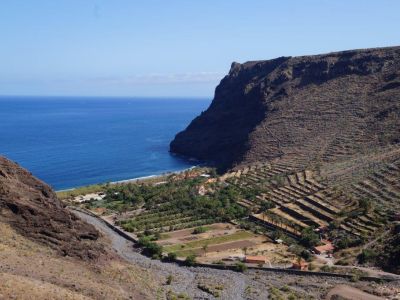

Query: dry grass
0 223 159 300
0 273 91 300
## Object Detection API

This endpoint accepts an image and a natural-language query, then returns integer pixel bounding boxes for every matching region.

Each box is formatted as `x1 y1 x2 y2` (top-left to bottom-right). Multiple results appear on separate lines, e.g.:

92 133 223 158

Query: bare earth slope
0 156 160 299
0 156 103 259
170 46 400 171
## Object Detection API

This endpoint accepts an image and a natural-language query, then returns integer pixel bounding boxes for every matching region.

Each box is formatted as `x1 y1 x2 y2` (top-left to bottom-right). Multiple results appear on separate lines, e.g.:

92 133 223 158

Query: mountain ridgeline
170 46 400 171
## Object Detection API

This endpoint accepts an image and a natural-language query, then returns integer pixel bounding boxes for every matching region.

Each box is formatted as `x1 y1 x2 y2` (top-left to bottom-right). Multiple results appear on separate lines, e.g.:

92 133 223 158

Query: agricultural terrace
73 162 395 270
224 162 387 241
85 171 250 234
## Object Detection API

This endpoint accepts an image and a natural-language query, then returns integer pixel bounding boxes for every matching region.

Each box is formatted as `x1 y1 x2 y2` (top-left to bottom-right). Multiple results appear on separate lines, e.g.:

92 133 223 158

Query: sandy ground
158 223 237 246
326 284 385 300
198 237 293 265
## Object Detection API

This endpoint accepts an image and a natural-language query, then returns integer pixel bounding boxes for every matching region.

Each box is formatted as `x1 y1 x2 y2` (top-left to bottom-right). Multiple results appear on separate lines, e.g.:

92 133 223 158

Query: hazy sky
1 0 399 97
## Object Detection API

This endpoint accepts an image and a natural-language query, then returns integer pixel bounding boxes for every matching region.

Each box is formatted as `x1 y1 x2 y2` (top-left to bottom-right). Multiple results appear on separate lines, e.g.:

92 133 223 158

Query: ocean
0 96 210 190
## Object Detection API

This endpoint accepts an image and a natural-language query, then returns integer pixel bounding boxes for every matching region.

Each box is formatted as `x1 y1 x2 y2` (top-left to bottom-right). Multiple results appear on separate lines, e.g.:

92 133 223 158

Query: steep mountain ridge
0 156 103 259
170 46 400 171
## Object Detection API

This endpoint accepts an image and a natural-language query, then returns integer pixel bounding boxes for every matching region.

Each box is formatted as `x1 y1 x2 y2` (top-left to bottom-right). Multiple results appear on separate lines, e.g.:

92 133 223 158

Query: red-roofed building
245 256 267 264
313 241 334 254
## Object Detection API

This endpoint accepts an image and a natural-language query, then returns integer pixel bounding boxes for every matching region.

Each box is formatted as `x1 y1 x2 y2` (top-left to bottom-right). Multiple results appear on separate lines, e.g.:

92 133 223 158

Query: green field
163 230 255 256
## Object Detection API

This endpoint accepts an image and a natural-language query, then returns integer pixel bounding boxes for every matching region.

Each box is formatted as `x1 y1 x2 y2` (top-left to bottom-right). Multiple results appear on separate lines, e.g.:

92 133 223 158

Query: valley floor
71 209 400 300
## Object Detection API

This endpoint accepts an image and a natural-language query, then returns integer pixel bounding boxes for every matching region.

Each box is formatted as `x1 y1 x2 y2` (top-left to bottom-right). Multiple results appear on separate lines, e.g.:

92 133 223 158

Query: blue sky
0 0 399 97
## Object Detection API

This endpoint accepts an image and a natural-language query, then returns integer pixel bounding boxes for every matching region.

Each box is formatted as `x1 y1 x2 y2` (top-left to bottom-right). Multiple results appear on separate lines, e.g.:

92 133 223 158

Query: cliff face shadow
170 57 290 172
170 46 400 172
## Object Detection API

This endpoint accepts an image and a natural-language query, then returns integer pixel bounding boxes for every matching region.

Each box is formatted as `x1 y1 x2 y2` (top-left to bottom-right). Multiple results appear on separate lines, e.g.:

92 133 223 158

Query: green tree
299 227 320 248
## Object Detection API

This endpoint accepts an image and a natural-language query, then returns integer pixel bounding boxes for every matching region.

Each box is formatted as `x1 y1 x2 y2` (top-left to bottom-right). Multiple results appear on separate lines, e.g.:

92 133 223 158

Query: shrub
192 226 208 234
154 231 161 240
139 236 163 258
234 262 247 273
358 249 377 264
165 252 177 262
166 274 173 285
260 200 275 211
288 294 296 300
197 283 221 297
320 265 333 272
138 236 152 247
335 259 350 266
350 274 360 282
185 254 197 266
359 198 372 213
268 287 283 300
280 285 290 292
147 242 163 257
300 249 312 261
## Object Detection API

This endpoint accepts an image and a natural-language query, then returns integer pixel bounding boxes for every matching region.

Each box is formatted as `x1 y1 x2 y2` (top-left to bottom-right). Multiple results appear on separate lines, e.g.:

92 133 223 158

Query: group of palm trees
260 210 301 235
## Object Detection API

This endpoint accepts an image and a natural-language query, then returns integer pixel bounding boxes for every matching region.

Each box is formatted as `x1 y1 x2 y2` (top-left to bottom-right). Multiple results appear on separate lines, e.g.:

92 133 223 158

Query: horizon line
0 94 212 100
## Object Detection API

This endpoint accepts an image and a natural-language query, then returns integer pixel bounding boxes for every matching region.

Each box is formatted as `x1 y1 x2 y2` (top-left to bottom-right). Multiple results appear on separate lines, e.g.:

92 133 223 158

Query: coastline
55 165 197 193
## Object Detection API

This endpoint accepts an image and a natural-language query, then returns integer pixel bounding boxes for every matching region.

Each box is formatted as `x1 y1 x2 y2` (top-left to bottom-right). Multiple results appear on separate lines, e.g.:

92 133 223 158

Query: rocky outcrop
0 156 103 260
170 46 400 171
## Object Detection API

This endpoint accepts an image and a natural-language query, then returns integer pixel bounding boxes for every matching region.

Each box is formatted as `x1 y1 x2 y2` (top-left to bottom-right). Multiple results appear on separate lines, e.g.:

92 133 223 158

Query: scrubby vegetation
234 262 248 273
197 282 223 297
184 254 197 266
137 236 163 259
192 226 208 234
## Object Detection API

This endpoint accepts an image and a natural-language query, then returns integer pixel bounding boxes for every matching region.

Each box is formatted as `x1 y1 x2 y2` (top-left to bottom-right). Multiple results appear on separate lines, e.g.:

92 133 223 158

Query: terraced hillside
221 158 395 241
171 46 400 172
170 47 400 270
351 159 400 212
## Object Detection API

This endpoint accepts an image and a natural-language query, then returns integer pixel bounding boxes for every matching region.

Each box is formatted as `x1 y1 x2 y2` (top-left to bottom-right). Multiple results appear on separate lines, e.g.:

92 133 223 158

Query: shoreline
55 165 197 193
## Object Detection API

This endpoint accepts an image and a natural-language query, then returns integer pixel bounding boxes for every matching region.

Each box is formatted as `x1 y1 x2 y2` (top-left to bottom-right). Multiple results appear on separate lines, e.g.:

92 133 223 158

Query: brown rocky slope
0 156 103 259
170 46 400 171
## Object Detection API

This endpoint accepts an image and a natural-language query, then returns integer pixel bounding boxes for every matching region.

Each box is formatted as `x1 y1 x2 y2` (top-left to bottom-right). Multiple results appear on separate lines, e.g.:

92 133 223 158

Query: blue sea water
0 96 210 190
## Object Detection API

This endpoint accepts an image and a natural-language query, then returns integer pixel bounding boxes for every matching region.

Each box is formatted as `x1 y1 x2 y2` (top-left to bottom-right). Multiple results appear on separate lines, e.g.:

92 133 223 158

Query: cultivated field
66 152 400 275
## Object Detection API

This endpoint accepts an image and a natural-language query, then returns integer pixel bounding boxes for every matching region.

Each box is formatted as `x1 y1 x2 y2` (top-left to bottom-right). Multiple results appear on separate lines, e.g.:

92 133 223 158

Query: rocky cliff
0 156 103 260
170 46 400 171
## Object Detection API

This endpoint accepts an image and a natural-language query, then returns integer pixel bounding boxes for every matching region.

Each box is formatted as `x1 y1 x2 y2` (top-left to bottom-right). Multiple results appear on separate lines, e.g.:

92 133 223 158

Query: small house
313 241 334 255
